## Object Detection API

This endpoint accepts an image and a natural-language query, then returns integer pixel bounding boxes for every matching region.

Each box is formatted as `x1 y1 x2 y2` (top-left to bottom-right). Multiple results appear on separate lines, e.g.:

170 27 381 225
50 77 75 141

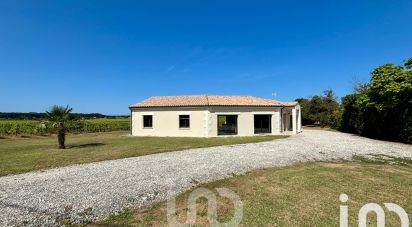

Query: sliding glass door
254 115 272 134
218 115 238 135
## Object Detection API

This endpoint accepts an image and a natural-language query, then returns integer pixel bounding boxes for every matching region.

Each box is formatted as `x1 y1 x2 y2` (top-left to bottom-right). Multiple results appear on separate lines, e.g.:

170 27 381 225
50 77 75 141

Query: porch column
280 112 283 133
298 109 302 132
292 108 297 134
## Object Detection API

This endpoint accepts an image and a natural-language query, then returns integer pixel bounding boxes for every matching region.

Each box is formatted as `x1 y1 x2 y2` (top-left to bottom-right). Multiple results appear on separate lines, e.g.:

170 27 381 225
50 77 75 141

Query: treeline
296 90 341 128
297 57 412 144
0 112 128 120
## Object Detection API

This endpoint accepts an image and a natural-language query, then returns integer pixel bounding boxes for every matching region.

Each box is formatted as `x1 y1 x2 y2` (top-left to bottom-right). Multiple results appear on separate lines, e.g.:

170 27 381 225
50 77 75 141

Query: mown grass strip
0 131 286 176
94 160 412 226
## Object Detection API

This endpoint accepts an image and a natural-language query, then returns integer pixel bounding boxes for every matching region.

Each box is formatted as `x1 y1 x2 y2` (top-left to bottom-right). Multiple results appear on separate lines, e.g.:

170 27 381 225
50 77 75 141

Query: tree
361 60 411 141
340 57 412 143
45 105 73 149
341 94 361 133
295 90 340 128
405 57 412 69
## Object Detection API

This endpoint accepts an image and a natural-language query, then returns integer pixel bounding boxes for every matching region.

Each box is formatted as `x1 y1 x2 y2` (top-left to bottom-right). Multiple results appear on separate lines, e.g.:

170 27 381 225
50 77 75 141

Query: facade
129 95 302 137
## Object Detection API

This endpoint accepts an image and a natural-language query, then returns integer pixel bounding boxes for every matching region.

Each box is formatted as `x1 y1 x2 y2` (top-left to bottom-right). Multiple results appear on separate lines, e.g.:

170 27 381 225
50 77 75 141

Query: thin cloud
164 64 176 73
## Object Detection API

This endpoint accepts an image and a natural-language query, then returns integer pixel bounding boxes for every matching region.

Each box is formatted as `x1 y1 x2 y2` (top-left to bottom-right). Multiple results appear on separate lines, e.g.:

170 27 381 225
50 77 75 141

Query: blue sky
1 0 411 115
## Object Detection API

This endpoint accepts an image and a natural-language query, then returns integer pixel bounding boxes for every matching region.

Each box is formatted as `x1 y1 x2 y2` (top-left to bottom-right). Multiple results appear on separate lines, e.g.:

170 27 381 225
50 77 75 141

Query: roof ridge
130 95 298 108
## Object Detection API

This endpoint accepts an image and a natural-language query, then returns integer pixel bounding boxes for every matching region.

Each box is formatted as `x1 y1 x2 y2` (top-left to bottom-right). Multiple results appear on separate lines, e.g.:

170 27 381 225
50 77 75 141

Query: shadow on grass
0 134 52 139
68 143 106 149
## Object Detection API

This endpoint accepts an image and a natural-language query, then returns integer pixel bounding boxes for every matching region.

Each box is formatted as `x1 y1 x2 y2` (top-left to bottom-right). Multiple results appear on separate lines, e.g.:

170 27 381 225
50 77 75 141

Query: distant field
0 118 130 135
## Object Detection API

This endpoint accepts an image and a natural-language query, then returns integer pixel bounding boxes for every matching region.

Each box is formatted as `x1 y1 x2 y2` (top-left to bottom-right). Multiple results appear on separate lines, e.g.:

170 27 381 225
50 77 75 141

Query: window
143 115 153 128
179 115 190 128
217 115 238 135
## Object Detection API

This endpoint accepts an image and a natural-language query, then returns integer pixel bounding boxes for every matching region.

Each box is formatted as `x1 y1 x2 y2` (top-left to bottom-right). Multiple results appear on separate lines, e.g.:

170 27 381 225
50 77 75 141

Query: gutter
280 106 285 132
129 104 296 109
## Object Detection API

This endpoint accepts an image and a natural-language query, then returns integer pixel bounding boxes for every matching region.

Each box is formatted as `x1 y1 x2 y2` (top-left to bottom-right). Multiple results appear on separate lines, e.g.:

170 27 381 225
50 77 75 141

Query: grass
94 157 412 226
0 131 286 176
353 154 412 167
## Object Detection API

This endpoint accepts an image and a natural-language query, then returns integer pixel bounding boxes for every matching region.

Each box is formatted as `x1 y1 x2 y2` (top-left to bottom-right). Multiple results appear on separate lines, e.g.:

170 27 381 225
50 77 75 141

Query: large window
143 115 153 128
179 115 190 128
254 115 272 134
218 115 238 135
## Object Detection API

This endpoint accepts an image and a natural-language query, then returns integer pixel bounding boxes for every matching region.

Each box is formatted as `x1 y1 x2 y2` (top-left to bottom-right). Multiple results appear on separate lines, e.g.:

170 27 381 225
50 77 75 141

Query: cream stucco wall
207 107 281 137
131 107 208 137
130 106 300 137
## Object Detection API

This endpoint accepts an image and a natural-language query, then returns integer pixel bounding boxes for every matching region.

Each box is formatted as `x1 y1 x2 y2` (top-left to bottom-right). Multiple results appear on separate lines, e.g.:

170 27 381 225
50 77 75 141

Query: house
129 95 302 137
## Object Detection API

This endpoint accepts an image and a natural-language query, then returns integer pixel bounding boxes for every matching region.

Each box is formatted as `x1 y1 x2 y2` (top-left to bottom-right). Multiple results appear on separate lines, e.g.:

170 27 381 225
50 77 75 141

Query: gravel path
0 130 411 226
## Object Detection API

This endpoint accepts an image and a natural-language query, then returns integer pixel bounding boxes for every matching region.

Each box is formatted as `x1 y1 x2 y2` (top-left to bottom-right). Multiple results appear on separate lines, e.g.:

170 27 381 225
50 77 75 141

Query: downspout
280 106 284 133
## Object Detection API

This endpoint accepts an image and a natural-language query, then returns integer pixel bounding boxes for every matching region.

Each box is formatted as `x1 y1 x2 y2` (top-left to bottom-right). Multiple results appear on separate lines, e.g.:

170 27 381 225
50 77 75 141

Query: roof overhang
129 104 298 110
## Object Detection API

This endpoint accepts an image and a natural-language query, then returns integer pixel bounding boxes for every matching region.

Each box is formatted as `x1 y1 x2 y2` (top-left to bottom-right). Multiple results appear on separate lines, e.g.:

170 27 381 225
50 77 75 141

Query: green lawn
95 157 412 227
0 131 286 176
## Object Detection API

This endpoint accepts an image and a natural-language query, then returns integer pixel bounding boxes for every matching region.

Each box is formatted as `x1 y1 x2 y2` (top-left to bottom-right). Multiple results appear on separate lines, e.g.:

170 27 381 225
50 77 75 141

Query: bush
319 110 342 129
341 94 361 134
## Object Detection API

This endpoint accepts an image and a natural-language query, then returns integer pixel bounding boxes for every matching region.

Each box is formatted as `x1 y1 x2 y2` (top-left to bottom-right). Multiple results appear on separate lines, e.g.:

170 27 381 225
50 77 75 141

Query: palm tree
45 105 73 149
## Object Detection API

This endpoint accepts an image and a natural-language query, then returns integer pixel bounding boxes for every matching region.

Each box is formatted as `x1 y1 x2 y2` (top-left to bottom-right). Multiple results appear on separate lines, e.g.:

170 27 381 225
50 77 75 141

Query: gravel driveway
1 129 411 226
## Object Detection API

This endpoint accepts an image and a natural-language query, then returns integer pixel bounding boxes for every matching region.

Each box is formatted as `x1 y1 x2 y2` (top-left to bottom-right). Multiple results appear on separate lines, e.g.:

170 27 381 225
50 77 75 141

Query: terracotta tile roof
130 95 298 108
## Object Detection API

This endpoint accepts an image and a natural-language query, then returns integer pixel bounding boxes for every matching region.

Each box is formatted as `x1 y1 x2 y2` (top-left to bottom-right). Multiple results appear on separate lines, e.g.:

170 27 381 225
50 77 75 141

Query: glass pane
143 115 152 127
254 115 271 134
218 115 238 135
179 115 190 128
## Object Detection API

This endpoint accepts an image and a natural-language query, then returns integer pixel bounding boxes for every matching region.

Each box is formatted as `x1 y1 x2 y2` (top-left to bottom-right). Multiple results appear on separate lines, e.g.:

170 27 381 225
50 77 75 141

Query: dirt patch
376 165 412 175
321 162 360 169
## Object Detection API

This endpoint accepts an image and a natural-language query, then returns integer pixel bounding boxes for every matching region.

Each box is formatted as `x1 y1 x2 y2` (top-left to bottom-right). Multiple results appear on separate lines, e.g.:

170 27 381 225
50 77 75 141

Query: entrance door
254 115 271 134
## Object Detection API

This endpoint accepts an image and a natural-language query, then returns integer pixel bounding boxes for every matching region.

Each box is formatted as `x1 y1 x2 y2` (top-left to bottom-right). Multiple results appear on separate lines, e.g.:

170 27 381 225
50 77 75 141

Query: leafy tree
362 60 411 141
323 89 339 111
45 105 73 149
308 95 326 123
296 89 340 128
340 57 412 143
405 58 412 69
341 94 361 133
